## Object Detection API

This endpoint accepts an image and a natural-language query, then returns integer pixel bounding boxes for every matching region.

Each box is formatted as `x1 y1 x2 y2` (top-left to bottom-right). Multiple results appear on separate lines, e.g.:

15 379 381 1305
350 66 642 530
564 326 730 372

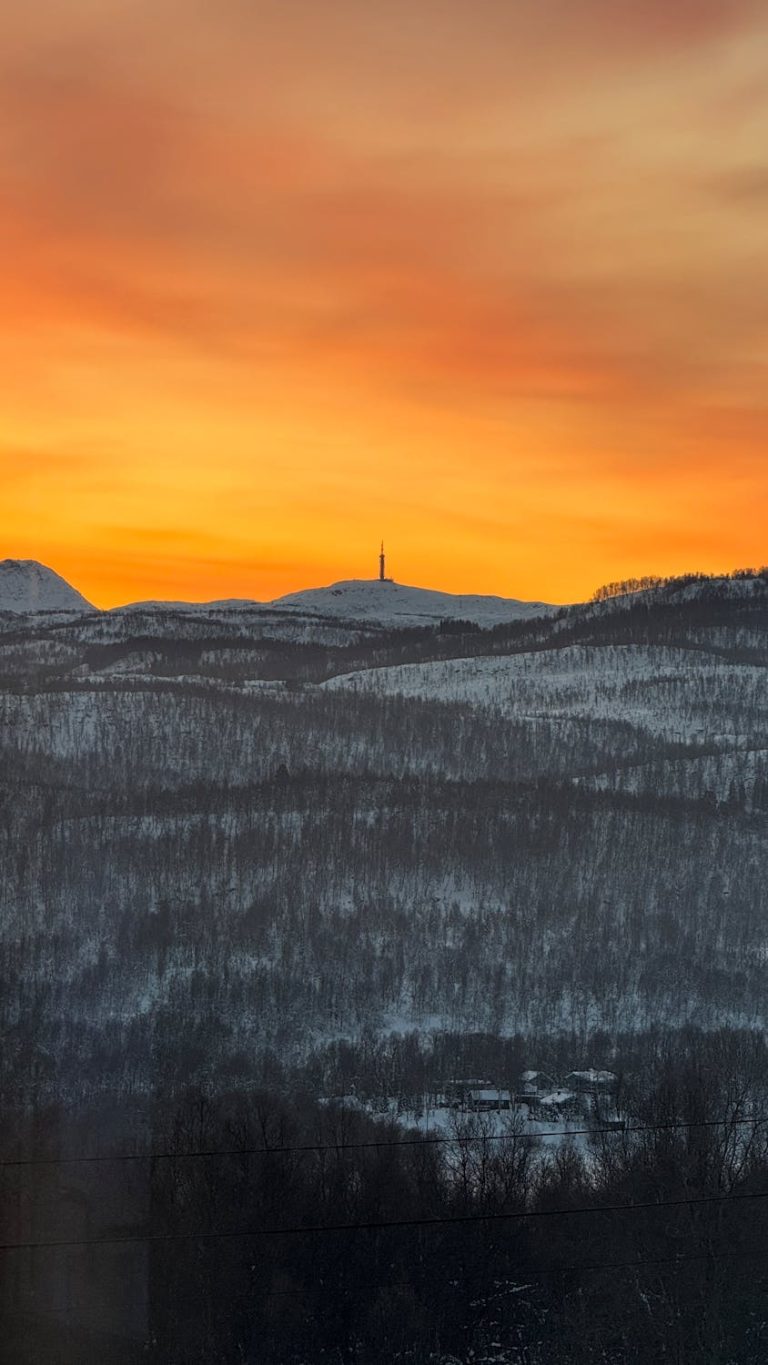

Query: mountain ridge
3 557 765 627
268 578 552 625
1 560 553 626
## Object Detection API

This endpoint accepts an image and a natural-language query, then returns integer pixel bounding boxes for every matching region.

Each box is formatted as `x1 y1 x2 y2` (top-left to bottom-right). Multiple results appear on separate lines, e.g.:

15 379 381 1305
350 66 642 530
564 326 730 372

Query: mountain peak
0 559 95 614
271 578 552 626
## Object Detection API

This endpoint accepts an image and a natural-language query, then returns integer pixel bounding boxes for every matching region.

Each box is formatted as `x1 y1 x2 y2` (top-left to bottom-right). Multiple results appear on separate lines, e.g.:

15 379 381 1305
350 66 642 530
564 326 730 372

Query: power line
2 1112 763 1170
4 1184 768 1254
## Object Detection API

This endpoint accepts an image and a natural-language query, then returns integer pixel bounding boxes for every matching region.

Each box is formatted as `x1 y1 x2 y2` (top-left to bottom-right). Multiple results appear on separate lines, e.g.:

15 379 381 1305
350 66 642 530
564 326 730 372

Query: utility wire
3 1184 768 1253
2 1112 764 1170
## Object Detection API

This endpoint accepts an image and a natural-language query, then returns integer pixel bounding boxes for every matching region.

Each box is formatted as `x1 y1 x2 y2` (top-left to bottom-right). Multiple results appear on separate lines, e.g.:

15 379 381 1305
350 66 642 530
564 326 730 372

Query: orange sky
2 0 767 606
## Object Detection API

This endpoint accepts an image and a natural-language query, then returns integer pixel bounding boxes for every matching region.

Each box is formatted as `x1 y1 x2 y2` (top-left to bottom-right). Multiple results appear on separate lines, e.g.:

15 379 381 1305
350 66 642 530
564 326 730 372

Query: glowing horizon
5 547 768 614
2 2 767 608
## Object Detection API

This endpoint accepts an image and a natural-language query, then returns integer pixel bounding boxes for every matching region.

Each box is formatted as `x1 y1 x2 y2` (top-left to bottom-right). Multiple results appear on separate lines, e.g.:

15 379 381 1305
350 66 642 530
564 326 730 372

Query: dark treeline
5 1045 768 1364
145 1080 768 1364
591 567 768 603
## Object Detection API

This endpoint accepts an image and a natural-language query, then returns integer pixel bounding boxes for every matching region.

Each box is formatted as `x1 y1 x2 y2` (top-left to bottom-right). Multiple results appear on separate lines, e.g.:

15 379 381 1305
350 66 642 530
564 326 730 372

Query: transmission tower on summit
379 541 391 582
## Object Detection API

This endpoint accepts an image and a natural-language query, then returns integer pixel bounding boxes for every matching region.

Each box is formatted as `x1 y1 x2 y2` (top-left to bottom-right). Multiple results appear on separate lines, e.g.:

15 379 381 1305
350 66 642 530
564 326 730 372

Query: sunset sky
2 1 767 606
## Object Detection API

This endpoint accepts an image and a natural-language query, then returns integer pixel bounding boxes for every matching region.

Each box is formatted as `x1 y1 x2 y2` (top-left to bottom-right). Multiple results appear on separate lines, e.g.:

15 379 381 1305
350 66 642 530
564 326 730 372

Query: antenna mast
379 541 386 582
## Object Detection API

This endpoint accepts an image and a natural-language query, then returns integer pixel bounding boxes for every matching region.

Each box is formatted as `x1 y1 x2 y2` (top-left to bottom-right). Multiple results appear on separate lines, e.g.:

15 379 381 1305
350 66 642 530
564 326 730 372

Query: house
465 1087 513 1112
443 1078 495 1108
536 1089 580 1118
443 1080 513 1111
517 1070 555 1097
564 1069 618 1093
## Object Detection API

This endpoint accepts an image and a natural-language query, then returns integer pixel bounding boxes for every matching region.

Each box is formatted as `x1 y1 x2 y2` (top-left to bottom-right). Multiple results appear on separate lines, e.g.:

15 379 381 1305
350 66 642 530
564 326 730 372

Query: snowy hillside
0 559 94 614
271 578 552 626
323 643 768 747
2 567 768 1120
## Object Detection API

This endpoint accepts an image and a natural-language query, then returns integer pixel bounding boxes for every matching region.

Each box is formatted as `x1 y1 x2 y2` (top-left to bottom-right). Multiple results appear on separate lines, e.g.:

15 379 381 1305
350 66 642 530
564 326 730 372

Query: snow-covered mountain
106 578 553 629
270 578 552 626
0 559 94 615
8 558 764 631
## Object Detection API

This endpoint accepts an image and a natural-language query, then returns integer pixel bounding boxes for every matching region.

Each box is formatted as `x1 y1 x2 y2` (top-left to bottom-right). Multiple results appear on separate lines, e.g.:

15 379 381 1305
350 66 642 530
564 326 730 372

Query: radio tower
379 541 386 582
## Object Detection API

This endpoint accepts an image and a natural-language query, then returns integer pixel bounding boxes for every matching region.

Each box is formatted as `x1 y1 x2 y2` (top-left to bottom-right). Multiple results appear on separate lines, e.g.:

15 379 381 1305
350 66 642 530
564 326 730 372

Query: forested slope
2 574 766 1106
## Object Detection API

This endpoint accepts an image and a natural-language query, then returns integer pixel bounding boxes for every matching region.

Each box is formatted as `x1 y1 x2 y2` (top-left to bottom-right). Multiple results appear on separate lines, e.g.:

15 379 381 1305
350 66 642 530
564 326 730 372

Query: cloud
0 52 730 416
1 0 767 605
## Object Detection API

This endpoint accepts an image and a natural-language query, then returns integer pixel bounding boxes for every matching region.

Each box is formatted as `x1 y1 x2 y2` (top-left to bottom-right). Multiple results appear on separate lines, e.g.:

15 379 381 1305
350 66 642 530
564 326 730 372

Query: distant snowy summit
0 559 95 615
119 578 553 626
1 561 549 626
271 579 552 627
4 558 764 626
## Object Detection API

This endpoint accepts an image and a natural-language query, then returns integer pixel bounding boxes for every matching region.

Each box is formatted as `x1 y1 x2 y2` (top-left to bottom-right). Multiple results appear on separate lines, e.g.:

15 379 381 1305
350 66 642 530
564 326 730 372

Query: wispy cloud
1 0 767 602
